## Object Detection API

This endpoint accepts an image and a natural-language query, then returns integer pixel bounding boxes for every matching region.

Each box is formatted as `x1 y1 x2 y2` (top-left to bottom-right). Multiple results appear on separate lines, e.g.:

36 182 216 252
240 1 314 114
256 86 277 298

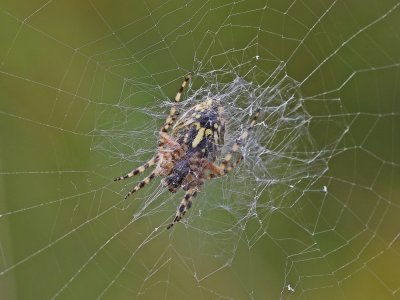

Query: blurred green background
1 0 399 299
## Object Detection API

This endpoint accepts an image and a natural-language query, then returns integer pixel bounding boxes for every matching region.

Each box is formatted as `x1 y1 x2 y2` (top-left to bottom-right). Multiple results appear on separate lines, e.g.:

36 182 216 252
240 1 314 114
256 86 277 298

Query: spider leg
158 132 182 150
114 156 159 181
219 109 260 174
205 156 242 180
124 170 158 199
158 133 185 164
201 159 224 177
167 189 198 229
174 72 192 103
160 73 192 133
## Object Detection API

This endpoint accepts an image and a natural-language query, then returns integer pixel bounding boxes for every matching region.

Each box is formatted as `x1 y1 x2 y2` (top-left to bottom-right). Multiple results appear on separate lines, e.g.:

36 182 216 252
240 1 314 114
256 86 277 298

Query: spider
115 73 260 229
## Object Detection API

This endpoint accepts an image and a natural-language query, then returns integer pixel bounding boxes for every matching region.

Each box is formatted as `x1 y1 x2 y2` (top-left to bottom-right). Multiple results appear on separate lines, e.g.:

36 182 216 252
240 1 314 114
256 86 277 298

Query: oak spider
115 73 260 229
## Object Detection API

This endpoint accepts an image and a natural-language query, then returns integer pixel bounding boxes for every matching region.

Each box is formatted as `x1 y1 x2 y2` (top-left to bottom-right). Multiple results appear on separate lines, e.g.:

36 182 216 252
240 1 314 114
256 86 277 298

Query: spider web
1 0 399 299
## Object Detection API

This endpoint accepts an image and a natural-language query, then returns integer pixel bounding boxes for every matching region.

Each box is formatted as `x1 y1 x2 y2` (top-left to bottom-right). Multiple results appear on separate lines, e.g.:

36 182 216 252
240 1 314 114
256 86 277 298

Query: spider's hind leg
114 155 159 181
124 170 158 199
167 189 198 229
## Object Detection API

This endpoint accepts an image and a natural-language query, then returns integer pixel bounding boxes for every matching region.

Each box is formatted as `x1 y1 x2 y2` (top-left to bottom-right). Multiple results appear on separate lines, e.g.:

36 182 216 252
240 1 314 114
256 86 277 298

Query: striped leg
201 159 224 177
158 132 182 150
160 73 192 133
114 156 159 181
167 189 198 229
219 109 260 174
206 156 242 180
124 171 158 199
175 72 192 102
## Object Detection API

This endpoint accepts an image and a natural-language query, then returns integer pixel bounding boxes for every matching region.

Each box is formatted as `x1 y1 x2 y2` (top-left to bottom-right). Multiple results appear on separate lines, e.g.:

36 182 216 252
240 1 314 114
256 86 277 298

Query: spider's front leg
219 109 261 174
167 188 198 229
160 73 192 134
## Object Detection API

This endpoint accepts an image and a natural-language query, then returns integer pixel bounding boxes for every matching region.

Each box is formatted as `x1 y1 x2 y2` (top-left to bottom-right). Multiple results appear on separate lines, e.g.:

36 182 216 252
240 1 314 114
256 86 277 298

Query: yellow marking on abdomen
192 127 205 148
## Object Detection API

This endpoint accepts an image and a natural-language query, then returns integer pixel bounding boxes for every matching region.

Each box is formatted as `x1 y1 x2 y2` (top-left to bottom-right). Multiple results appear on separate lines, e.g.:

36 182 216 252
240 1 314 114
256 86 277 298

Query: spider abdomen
172 98 225 161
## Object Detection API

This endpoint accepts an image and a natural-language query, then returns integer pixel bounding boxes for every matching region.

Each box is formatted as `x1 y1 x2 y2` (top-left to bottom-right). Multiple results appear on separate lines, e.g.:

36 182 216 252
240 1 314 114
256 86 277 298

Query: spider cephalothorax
115 74 260 229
